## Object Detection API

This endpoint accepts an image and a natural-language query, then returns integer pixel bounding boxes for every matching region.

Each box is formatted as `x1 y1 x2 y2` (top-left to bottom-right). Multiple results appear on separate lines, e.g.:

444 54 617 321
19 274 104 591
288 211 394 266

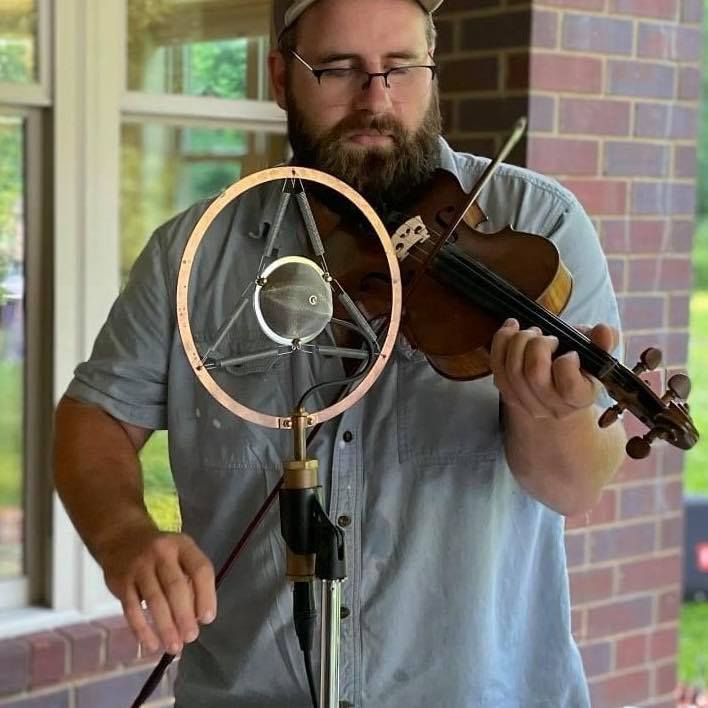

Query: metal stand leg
320 579 342 708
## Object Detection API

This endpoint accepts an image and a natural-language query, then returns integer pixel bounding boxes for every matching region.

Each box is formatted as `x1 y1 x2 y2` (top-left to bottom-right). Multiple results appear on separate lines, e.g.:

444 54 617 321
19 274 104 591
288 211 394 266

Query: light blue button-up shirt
67 139 620 707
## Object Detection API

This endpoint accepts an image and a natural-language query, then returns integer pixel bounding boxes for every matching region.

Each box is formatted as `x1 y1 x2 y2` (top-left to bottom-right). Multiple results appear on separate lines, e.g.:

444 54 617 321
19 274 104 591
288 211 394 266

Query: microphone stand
280 409 347 708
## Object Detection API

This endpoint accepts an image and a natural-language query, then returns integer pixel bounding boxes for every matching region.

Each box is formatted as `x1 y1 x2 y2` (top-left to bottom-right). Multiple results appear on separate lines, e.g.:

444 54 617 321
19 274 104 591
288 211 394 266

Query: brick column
437 1 702 707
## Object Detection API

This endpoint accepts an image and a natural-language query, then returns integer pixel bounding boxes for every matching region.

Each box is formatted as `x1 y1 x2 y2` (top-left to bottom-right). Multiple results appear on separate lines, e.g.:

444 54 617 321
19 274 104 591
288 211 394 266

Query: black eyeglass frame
290 50 438 91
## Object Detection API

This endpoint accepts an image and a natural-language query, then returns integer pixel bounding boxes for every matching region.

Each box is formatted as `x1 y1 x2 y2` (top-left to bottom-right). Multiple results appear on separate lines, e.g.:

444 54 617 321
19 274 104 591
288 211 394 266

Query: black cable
304 647 318 708
297 318 376 412
293 581 318 708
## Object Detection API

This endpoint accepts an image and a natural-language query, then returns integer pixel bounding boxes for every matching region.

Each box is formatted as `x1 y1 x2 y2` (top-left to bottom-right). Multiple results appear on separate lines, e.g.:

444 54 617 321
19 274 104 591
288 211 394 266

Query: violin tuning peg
633 347 662 374
626 436 652 460
599 404 624 428
667 373 691 400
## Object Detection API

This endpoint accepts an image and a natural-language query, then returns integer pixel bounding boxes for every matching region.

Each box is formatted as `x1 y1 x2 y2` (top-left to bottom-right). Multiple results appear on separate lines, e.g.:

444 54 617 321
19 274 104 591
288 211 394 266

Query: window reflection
127 0 271 100
0 0 38 84
0 116 26 578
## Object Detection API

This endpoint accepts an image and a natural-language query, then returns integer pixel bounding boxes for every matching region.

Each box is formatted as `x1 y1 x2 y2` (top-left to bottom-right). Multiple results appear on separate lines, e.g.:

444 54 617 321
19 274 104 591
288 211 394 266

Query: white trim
0 83 51 107
122 91 287 131
37 0 53 97
0 579 29 611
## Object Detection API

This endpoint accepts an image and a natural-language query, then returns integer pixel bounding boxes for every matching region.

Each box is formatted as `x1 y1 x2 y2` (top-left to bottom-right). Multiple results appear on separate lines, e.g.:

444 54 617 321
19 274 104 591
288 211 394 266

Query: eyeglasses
291 50 437 104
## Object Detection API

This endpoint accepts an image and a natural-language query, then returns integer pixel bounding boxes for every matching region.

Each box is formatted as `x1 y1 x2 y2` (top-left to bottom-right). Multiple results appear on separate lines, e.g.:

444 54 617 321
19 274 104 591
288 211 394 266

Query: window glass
0 0 38 84
0 115 26 577
121 119 288 528
127 0 271 100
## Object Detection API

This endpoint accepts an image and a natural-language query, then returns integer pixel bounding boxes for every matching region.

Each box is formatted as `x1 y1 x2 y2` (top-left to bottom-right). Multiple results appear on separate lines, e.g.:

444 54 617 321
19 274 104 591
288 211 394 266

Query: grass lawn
679 291 708 683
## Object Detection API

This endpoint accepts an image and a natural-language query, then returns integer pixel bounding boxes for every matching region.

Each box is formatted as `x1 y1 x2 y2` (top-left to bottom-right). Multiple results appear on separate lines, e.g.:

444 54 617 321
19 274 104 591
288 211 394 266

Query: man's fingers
155 558 200 645
123 586 160 653
137 570 183 655
180 540 217 625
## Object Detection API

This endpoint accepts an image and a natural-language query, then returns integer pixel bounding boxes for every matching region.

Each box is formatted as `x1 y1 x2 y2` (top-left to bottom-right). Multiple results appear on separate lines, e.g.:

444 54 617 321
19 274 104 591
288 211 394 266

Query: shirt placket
328 406 363 708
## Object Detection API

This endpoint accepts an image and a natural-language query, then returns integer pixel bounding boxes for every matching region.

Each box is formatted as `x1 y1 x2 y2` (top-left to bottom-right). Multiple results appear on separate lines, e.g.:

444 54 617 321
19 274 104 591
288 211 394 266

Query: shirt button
337 515 352 528
340 605 351 620
342 430 353 443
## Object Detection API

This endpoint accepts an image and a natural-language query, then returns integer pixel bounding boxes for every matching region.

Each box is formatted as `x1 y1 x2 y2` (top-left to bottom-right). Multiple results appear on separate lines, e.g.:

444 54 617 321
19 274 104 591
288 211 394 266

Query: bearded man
53 1 626 706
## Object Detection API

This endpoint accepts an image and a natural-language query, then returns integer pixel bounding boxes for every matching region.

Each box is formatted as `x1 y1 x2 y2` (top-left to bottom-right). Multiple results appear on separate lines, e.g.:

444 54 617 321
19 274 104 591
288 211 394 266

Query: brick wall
0 619 173 707
437 1 702 706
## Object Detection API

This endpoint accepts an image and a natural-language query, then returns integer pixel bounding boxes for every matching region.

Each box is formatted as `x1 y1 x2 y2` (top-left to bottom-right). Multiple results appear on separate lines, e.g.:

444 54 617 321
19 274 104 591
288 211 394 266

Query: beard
286 82 442 223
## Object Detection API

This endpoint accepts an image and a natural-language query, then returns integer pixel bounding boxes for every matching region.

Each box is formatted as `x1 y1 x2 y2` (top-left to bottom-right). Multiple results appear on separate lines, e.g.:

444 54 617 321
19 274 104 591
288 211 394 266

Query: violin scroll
598 348 697 460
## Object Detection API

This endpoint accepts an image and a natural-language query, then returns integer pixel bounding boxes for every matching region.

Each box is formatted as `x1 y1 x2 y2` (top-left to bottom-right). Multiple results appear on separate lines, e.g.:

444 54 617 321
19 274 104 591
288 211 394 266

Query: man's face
270 0 441 217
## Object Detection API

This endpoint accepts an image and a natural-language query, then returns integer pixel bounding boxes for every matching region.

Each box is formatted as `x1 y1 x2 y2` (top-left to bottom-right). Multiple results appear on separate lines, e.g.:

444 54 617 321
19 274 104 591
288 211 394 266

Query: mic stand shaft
280 411 347 708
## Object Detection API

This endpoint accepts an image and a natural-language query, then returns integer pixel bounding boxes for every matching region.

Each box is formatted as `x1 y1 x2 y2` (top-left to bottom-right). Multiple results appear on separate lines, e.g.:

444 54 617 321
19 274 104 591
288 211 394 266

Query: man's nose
354 74 393 113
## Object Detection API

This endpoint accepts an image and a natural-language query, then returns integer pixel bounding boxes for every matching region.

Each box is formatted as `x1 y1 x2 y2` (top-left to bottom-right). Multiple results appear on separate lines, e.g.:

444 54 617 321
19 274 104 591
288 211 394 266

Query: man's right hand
98 526 217 655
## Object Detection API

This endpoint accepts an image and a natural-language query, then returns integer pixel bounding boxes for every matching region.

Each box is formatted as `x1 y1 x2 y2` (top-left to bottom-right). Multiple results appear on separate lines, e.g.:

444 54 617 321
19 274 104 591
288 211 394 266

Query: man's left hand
489 319 617 420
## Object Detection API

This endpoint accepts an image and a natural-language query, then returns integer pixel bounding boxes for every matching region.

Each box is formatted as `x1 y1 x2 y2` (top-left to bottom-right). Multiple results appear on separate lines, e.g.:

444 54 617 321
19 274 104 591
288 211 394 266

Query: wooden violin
317 118 699 460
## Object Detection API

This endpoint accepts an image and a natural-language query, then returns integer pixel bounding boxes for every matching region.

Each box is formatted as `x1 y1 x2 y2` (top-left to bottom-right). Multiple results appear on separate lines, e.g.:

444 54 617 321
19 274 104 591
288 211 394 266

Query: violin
317 118 699 460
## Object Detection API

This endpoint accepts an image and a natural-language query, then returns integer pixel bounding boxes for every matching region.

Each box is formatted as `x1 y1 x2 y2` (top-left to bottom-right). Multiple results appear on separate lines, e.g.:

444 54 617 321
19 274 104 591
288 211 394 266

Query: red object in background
696 543 708 573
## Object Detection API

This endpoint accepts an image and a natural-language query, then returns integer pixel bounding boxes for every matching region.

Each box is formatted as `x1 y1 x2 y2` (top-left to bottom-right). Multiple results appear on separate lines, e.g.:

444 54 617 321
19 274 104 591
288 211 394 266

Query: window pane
120 119 288 528
0 115 25 578
0 0 38 84
127 0 271 100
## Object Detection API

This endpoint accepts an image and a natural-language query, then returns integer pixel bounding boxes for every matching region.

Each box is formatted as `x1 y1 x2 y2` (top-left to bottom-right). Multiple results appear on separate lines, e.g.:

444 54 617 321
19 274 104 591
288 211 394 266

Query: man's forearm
53 396 157 563
503 402 626 517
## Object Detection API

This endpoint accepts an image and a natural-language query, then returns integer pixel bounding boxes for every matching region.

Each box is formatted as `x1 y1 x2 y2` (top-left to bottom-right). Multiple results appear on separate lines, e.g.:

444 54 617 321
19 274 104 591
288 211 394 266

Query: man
53 0 627 705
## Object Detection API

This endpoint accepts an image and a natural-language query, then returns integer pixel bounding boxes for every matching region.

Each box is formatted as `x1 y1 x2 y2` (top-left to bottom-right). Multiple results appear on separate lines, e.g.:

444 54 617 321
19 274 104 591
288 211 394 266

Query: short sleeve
65 227 175 430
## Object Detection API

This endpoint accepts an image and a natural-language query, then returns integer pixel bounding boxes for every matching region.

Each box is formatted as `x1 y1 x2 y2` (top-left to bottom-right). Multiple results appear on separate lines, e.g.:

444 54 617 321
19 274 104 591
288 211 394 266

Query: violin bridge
391 216 431 261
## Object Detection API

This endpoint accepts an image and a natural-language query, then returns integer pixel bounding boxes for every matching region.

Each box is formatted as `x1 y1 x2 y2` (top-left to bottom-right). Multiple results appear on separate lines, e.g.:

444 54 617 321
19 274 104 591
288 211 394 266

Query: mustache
326 113 406 144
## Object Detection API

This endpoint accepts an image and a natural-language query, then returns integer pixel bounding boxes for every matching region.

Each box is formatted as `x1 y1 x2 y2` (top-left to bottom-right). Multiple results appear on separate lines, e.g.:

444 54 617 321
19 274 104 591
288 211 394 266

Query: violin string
399 230 640 391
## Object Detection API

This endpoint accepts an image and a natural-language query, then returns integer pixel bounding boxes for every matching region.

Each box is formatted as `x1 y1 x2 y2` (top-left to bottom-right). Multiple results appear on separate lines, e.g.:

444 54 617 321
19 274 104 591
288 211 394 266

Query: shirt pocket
396 355 502 468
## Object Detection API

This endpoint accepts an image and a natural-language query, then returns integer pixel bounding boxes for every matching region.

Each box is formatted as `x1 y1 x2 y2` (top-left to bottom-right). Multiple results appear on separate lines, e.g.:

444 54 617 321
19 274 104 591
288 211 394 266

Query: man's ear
268 50 288 110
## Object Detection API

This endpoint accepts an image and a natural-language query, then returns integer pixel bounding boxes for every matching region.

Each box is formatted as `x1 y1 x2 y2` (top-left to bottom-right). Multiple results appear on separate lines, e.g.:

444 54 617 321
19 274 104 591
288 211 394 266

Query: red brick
60 623 105 676
608 60 675 100
0 639 30 696
650 626 678 660
658 479 682 512
460 10 531 51
579 641 612 678
571 607 586 640
562 179 627 216
505 51 529 90
610 0 678 20
615 633 648 669
619 294 665 330
589 668 651 706
635 103 699 139
613 450 659 483
601 219 629 253
589 521 656 562
679 67 701 100
528 137 598 176
531 9 558 49
0 690 71 707
458 96 529 133
682 0 703 22
618 480 660 518
658 589 681 623
630 219 667 252
606 256 626 292
618 553 681 593
604 141 670 178
675 145 697 179
656 660 678 695
440 56 499 92
527 94 555 132
560 98 631 137
663 447 686 476
563 15 633 55
631 183 696 217
537 0 604 8
637 24 702 62
569 566 614 604
669 220 695 252
75 668 161 708
660 256 693 289
530 53 603 93
26 632 67 688
95 616 138 667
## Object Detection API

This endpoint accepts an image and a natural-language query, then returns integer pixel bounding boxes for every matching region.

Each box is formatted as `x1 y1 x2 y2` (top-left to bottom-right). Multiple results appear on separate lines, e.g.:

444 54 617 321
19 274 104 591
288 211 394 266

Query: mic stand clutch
280 410 347 708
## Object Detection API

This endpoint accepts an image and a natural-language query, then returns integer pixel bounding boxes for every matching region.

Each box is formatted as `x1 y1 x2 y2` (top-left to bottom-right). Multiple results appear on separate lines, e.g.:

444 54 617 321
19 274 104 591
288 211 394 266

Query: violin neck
431 244 619 381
